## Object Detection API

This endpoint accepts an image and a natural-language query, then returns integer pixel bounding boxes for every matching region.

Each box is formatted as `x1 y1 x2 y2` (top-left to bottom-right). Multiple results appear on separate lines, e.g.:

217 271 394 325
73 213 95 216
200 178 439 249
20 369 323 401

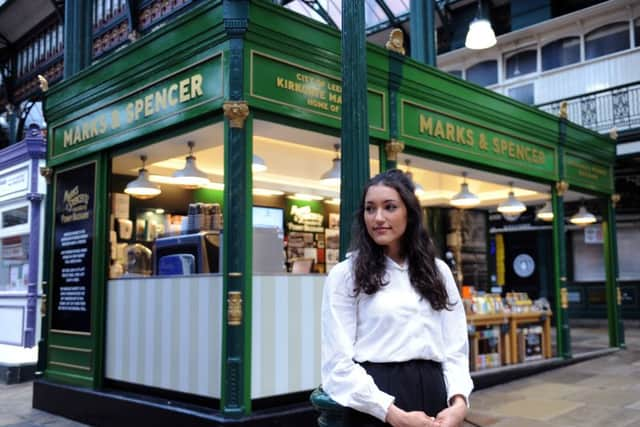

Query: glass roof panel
385 0 410 16
284 2 326 25
364 0 388 28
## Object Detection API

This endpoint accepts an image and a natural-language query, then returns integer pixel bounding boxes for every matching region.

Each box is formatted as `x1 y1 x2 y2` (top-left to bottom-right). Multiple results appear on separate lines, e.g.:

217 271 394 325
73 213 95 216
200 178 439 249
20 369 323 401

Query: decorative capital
40 166 53 184
385 139 405 161
559 101 568 119
385 28 406 55
227 291 243 326
617 287 622 305
37 74 49 92
611 193 621 207
223 101 249 129
556 180 569 196
560 287 569 309
609 127 618 140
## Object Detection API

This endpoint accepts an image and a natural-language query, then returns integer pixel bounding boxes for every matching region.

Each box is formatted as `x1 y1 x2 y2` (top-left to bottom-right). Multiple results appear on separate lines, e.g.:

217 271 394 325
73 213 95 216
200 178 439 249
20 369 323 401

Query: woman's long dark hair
349 169 450 310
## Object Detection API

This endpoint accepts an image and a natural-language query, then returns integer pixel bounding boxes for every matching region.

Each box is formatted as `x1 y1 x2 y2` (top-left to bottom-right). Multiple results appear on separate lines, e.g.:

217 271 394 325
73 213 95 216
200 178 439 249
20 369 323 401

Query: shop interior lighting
253 188 285 196
320 143 341 185
325 198 341 205
172 141 210 189
465 0 497 50
449 172 480 208
497 182 526 214
124 155 162 199
404 159 425 196
252 154 267 173
287 193 324 201
569 201 597 225
536 201 554 222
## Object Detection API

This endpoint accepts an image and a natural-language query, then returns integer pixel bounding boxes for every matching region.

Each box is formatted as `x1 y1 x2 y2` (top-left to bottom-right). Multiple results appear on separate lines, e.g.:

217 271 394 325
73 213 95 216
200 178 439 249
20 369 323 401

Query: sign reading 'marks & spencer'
51 55 223 158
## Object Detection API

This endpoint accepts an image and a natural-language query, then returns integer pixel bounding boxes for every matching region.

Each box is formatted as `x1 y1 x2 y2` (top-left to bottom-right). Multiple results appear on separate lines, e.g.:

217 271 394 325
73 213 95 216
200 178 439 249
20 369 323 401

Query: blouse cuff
370 390 395 422
447 391 470 408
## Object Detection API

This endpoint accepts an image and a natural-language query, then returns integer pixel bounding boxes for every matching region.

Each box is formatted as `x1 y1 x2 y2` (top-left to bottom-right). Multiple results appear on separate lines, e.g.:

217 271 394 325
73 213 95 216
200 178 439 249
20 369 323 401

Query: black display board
51 162 95 333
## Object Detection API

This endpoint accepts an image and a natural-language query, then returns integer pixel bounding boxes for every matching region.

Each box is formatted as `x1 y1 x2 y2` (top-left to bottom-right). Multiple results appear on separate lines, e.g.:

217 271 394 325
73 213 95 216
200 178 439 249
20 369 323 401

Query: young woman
321 169 472 427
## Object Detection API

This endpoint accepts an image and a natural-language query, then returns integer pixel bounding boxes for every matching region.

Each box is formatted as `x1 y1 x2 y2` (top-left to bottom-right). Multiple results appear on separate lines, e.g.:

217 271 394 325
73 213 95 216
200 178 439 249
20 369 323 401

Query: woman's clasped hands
386 400 467 427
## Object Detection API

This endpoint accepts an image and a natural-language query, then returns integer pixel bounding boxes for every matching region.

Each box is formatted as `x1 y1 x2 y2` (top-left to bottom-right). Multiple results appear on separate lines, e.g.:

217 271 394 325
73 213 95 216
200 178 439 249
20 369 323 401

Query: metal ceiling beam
372 0 398 27
48 0 64 22
301 1 338 29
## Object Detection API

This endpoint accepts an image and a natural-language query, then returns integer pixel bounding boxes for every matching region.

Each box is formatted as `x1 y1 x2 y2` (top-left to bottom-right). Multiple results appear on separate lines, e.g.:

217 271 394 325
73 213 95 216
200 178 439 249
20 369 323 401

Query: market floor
1 326 638 427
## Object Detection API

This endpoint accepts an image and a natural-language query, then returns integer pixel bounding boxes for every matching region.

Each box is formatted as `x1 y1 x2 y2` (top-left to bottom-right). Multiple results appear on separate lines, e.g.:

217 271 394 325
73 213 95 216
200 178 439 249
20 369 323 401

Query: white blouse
321 255 473 422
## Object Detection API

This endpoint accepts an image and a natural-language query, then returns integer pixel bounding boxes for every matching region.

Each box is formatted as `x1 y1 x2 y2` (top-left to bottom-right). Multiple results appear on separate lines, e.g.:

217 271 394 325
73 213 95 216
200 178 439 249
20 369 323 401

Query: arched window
466 60 498 87
447 70 463 79
585 22 630 60
505 49 537 79
541 37 580 71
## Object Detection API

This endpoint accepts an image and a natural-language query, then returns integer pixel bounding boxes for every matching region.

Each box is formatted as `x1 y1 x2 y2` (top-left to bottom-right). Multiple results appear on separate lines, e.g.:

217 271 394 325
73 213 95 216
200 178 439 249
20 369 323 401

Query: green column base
310 388 346 427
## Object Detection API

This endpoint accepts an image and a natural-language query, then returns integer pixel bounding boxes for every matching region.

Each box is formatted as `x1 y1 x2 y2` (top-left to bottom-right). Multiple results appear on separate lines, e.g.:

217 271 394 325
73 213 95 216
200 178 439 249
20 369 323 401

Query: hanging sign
51 162 96 334
400 99 557 180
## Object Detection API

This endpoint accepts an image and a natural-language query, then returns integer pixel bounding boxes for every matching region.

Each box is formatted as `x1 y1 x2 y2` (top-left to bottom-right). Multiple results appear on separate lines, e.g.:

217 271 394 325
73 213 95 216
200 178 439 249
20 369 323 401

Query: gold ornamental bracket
40 167 53 184
617 287 622 306
560 287 569 309
556 180 569 197
559 101 568 119
385 139 405 162
223 101 249 129
611 193 621 208
385 28 406 55
227 291 243 326
609 127 618 140
37 75 49 92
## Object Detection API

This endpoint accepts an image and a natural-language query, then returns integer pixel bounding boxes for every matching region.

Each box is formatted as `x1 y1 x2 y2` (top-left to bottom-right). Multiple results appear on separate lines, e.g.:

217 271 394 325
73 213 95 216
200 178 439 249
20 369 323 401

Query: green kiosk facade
33 1 622 425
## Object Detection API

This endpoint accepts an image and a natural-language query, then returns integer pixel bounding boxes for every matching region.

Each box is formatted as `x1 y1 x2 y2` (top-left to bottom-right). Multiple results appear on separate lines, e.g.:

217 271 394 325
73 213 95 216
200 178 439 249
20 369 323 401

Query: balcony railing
537 81 640 134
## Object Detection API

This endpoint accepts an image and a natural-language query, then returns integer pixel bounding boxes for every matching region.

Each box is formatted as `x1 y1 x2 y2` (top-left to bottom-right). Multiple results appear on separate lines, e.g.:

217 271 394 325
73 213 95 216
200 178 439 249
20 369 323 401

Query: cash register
153 231 222 275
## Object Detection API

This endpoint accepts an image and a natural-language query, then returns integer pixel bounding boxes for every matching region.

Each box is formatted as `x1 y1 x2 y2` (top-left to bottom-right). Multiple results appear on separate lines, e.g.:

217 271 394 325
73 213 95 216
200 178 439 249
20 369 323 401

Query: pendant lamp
536 201 554 222
465 0 497 50
321 143 341 185
252 154 267 172
449 172 480 208
497 182 526 214
569 201 596 225
172 141 210 189
404 159 425 196
124 155 161 199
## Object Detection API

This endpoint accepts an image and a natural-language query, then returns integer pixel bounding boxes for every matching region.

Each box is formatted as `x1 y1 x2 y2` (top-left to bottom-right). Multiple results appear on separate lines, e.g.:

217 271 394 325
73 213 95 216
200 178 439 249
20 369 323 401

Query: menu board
51 163 95 333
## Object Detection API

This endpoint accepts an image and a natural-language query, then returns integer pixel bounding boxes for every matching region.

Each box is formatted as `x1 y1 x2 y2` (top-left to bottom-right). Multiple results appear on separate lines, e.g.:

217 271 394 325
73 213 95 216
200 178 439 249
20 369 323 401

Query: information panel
51 162 96 333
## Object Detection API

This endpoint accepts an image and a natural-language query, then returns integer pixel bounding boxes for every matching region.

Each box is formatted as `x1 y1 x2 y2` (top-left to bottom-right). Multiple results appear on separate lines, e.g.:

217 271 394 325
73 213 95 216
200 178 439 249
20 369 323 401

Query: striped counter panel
105 275 223 398
251 275 325 399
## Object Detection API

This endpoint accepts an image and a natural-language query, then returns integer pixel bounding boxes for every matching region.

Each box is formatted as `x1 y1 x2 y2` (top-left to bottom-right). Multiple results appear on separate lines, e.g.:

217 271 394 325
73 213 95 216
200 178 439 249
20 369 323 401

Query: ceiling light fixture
320 143 341 185
404 159 425 196
497 182 526 214
536 201 554 222
569 201 597 225
449 172 480 208
172 141 210 189
465 0 497 50
252 154 267 172
124 155 161 199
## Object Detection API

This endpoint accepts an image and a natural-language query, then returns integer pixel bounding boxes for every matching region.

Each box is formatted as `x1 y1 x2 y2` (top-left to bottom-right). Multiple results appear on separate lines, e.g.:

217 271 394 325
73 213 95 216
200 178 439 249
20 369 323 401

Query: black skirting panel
33 380 317 427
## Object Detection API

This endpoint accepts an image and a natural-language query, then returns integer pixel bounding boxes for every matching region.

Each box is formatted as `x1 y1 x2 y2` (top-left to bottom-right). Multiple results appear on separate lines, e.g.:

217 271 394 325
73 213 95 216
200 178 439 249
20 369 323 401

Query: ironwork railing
537 81 640 134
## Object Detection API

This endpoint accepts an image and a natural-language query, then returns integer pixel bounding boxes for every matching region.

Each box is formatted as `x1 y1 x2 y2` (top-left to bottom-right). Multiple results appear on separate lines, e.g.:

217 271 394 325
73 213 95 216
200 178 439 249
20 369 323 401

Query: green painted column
63 0 93 78
36 167 54 376
384 46 405 171
7 105 17 145
339 0 370 260
410 0 436 66
553 108 571 358
551 185 570 358
221 0 252 416
603 198 624 348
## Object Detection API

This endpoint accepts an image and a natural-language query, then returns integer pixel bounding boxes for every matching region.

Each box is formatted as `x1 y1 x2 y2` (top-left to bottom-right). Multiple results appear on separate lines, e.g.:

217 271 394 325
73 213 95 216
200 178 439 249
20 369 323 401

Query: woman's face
364 184 408 256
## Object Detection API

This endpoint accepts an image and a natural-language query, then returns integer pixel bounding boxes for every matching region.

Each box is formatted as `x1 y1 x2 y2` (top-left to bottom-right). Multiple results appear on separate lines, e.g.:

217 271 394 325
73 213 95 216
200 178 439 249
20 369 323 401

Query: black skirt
344 359 448 427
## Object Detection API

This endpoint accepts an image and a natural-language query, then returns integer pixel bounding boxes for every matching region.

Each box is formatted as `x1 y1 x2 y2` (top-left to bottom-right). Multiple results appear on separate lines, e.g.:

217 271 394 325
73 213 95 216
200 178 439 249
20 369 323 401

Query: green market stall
33 1 622 425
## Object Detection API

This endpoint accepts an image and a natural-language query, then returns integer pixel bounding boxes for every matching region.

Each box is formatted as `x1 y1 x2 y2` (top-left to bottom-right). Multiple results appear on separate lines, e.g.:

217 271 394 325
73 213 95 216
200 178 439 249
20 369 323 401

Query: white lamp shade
124 168 161 199
570 205 596 225
497 191 526 214
321 158 341 185
450 182 480 208
536 201 554 222
252 154 267 172
172 155 210 189
465 18 497 50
